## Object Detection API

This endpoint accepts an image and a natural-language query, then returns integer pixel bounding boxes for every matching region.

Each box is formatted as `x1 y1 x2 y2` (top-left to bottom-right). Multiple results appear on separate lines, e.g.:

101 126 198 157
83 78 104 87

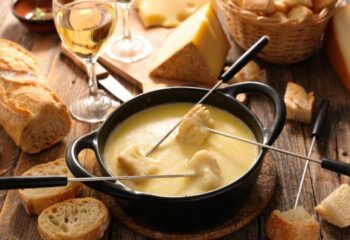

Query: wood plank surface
0 0 350 239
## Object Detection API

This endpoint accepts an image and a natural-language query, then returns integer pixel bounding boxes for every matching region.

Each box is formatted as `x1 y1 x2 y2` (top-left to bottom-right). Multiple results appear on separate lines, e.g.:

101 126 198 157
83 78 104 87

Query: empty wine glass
53 0 119 123
105 0 152 63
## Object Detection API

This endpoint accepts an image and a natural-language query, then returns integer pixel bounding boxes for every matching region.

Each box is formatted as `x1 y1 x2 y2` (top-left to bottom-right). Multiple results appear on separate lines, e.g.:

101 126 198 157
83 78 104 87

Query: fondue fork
294 99 329 209
145 36 270 156
205 127 350 177
0 173 196 190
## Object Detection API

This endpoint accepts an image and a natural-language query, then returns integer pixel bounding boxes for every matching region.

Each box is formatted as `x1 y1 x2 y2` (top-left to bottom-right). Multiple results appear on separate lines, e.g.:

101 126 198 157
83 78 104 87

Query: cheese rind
324 5 350 93
135 0 209 28
150 3 230 85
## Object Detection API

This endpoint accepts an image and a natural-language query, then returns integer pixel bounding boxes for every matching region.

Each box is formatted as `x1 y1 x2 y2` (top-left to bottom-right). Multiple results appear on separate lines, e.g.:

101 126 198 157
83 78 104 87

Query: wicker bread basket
220 0 337 64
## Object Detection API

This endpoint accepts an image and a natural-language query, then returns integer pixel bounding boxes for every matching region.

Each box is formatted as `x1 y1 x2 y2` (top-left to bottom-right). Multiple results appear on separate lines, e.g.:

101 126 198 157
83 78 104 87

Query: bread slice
284 82 315 124
38 197 109 240
315 184 350 228
18 158 83 215
266 207 320 240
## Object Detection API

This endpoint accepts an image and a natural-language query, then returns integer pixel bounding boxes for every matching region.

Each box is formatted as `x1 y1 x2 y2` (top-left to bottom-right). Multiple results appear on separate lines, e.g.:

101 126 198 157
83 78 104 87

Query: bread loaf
18 158 83 215
38 197 110 240
0 39 71 153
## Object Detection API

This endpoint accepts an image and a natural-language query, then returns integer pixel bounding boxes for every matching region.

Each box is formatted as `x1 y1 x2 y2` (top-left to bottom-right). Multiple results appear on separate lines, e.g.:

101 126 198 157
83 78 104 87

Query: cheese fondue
104 103 259 197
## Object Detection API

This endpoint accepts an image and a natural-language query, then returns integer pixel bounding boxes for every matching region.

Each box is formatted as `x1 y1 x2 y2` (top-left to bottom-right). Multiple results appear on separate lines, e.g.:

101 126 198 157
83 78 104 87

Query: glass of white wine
53 0 118 123
105 0 152 63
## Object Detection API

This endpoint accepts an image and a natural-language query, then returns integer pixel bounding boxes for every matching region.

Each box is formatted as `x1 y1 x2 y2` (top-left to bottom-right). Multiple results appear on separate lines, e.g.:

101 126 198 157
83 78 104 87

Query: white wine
55 1 116 58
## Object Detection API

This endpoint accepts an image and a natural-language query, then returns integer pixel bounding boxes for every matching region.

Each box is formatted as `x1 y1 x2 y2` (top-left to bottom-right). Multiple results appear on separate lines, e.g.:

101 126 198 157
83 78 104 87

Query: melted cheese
104 103 259 197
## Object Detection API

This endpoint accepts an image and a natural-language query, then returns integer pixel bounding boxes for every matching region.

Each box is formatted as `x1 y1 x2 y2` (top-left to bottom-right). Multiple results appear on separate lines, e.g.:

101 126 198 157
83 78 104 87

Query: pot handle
65 131 133 199
221 82 286 145
66 130 100 179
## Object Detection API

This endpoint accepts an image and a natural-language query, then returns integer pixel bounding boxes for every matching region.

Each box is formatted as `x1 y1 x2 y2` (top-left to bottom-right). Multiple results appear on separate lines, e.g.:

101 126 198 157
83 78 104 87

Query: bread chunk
315 184 350 228
38 197 109 240
18 158 83 215
266 207 320 240
313 0 336 12
177 104 214 146
188 150 221 191
0 39 71 153
284 82 314 124
270 12 288 21
117 146 158 177
282 0 313 8
274 0 288 13
242 0 275 14
287 5 313 21
227 60 265 84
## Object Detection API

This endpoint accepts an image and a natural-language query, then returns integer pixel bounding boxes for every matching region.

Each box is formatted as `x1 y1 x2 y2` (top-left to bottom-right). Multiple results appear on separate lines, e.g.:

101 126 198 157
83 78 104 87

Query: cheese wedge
134 0 209 28
324 5 350 93
150 3 230 86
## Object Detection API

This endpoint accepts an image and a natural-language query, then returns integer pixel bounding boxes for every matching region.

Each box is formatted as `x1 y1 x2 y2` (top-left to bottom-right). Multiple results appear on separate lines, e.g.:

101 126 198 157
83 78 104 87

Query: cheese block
150 2 230 86
134 0 209 28
324 5 350 93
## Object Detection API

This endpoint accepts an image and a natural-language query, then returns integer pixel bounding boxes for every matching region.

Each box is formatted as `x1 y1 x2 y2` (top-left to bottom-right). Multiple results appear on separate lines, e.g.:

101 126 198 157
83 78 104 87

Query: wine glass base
106 35 153 63
70 90 120 123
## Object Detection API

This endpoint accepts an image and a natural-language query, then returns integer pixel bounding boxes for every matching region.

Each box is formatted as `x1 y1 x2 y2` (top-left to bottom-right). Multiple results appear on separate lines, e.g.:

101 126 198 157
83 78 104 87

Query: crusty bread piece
313 0 335 12
266 207 320 240
0 39 71 153
287 5 313 21
188 150 221 191
284 82 314 124
315 184 350 228
18 158 83 215
228 60 266 84
282 0 313 8
274 0 288 13
177 104 214 146
117 146 158 177
270 12 288 21
38 197 110 240
242 0 275 14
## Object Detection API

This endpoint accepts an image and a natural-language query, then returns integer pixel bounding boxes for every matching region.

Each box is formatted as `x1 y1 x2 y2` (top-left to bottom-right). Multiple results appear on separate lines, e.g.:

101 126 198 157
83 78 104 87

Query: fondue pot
65 81 286 230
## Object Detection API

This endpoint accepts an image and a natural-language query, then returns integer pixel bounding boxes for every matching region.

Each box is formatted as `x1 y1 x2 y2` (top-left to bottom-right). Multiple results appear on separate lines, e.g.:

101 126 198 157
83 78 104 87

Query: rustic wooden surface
0 0 350 239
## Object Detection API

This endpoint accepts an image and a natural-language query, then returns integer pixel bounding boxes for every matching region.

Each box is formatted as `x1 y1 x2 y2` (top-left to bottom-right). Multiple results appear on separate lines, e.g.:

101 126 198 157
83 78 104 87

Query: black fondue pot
66 81 286 230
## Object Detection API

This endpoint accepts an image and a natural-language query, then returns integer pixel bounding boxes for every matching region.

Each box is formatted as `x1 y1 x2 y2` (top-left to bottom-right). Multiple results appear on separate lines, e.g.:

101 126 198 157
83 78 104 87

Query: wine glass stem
119 2 132 40
85 58 98 95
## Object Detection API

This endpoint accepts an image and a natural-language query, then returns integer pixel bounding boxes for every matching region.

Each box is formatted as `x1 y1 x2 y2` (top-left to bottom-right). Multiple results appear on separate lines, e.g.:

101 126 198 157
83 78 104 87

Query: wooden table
1 0 350 239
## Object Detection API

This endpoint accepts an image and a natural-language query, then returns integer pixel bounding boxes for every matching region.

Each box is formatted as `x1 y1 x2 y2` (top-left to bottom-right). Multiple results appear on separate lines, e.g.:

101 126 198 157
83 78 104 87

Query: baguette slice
18 158 83 215
315 184 350 228
38 197 110 240
266 207 320 240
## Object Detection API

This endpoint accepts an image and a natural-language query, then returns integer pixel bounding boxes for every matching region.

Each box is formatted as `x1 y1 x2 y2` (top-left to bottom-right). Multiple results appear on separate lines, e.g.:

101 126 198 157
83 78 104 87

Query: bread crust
18 158 83 215
0 39 71 153
38 197 110 240
315 184 350 228
266 208 320 240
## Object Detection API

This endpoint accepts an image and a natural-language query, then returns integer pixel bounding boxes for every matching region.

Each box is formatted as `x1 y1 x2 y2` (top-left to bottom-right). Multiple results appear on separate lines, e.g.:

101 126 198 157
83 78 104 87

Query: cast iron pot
66 81 286 230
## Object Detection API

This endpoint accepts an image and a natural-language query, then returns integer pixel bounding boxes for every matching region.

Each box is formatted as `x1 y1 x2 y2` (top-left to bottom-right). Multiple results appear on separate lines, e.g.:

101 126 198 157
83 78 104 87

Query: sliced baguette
18 158 83 215
266 207 320 240
38 197 110 240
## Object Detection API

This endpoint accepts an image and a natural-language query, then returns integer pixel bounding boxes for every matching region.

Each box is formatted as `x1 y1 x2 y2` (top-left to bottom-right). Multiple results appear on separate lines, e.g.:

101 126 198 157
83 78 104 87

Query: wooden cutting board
99 8 210 92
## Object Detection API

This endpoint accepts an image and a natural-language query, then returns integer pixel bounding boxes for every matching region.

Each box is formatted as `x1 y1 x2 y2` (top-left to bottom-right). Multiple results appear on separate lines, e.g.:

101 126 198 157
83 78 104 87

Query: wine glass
53 0 119 123
105 0 152 63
